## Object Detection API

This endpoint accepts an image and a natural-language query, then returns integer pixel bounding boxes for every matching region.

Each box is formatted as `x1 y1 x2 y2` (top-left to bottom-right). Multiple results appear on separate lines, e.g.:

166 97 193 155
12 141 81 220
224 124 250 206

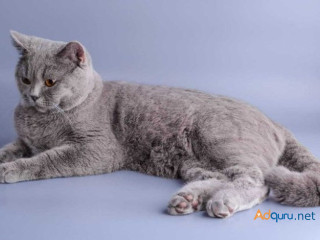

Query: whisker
53 104 73 126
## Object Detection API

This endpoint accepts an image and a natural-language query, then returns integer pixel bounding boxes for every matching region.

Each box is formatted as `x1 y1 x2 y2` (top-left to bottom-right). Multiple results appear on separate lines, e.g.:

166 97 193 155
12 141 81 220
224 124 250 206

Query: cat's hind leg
265 131 320 206
167 177 226 215
168 165 228 215
277 130 320 173
206 166 268 218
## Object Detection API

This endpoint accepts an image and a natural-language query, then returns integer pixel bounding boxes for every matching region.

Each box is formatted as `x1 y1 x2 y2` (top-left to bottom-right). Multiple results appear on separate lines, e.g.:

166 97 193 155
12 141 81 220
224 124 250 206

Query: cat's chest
15 108 70 153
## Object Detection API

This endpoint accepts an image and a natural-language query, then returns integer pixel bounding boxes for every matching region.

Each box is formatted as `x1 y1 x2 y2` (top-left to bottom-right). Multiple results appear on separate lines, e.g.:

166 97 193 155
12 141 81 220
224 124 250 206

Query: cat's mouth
27 99 57 113
21 96 48 112
25 96 59 113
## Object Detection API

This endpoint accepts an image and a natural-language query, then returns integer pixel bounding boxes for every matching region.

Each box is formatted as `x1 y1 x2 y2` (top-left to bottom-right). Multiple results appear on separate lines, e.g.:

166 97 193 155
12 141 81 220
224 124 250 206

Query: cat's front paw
0 162 20 183
167 192 203 215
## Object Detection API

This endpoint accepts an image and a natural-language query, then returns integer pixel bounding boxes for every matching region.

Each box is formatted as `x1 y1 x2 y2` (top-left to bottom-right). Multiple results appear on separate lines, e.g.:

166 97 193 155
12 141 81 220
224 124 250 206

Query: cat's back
101 81 269 119
102 80 233 113
102 81 284 140
104 81 214 103
102 81 286 146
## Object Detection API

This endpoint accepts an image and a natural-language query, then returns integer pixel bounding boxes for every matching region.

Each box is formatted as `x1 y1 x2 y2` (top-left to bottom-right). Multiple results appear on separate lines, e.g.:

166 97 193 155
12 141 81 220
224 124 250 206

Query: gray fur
1 31 319 218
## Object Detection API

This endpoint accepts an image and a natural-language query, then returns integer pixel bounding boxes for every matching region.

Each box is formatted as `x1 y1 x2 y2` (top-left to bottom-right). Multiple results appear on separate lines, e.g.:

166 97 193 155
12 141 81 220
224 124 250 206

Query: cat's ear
56 41 86 67
10 30 30 55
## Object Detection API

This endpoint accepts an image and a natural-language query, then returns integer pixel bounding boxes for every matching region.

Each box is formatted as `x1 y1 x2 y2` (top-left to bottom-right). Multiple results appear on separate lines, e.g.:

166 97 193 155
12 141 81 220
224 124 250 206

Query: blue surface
0 1 320 239
1 168 320 240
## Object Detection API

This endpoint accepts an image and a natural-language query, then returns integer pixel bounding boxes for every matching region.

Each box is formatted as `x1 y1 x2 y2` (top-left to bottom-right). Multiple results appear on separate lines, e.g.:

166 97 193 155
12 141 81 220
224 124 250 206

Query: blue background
0 1 319 239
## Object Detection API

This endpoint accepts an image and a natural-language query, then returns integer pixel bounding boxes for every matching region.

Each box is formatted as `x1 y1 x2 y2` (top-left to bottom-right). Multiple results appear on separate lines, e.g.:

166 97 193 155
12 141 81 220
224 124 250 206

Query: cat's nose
30 95 39 102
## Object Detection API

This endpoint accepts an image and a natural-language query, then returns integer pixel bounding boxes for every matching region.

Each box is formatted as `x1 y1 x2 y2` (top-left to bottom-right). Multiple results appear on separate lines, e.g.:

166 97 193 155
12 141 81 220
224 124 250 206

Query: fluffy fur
1 31 319 218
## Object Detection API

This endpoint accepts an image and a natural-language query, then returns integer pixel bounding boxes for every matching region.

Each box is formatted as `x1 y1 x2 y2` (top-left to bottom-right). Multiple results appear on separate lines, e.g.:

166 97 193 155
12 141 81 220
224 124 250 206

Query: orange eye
45 79 56 87
22 78 31 85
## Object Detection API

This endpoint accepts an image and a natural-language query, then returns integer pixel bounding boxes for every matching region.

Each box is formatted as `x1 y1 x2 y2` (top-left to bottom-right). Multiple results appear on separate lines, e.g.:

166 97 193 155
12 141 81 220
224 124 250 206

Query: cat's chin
35 103 72 113
33 102 77 113
34 106 50 113
33 103 57 113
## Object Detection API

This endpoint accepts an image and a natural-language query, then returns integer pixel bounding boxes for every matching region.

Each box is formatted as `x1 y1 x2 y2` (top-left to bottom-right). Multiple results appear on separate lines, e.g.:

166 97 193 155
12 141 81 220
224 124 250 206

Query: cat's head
11 31 95 113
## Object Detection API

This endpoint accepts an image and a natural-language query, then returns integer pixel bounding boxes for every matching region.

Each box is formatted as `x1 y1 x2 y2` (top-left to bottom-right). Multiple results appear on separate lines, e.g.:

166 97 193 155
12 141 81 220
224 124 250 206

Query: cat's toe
167 192 202 215
167 195 191 215
206 197 238 218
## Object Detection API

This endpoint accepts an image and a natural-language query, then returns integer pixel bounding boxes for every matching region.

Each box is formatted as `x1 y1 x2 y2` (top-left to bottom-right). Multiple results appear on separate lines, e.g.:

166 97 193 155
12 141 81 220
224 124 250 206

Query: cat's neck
64 70 104 114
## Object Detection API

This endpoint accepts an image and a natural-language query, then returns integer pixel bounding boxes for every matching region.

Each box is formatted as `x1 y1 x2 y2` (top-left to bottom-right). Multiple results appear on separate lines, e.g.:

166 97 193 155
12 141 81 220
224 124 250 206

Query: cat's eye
22 78 31 85
45 79 56 87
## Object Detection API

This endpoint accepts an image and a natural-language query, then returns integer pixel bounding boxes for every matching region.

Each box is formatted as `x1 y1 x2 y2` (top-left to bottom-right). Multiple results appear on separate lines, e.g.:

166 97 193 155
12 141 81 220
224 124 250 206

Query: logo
254 209 270 220
254 209 316 222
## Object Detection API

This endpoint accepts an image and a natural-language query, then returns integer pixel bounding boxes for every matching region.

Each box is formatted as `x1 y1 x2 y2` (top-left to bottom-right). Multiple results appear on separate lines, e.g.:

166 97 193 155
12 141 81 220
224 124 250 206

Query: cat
0 31 319 218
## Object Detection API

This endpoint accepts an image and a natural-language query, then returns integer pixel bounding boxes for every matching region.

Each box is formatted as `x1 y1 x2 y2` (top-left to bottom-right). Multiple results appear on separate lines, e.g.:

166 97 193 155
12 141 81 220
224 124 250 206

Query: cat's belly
123 128 193 178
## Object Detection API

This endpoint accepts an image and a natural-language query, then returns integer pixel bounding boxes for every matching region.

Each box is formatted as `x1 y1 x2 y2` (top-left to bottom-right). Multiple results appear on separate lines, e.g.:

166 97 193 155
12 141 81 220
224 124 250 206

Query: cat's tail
265 130 320 207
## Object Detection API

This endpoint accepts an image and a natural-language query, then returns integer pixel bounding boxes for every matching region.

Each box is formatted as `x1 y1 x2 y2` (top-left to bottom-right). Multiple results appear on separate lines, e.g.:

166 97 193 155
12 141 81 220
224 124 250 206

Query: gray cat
1 31 319 218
